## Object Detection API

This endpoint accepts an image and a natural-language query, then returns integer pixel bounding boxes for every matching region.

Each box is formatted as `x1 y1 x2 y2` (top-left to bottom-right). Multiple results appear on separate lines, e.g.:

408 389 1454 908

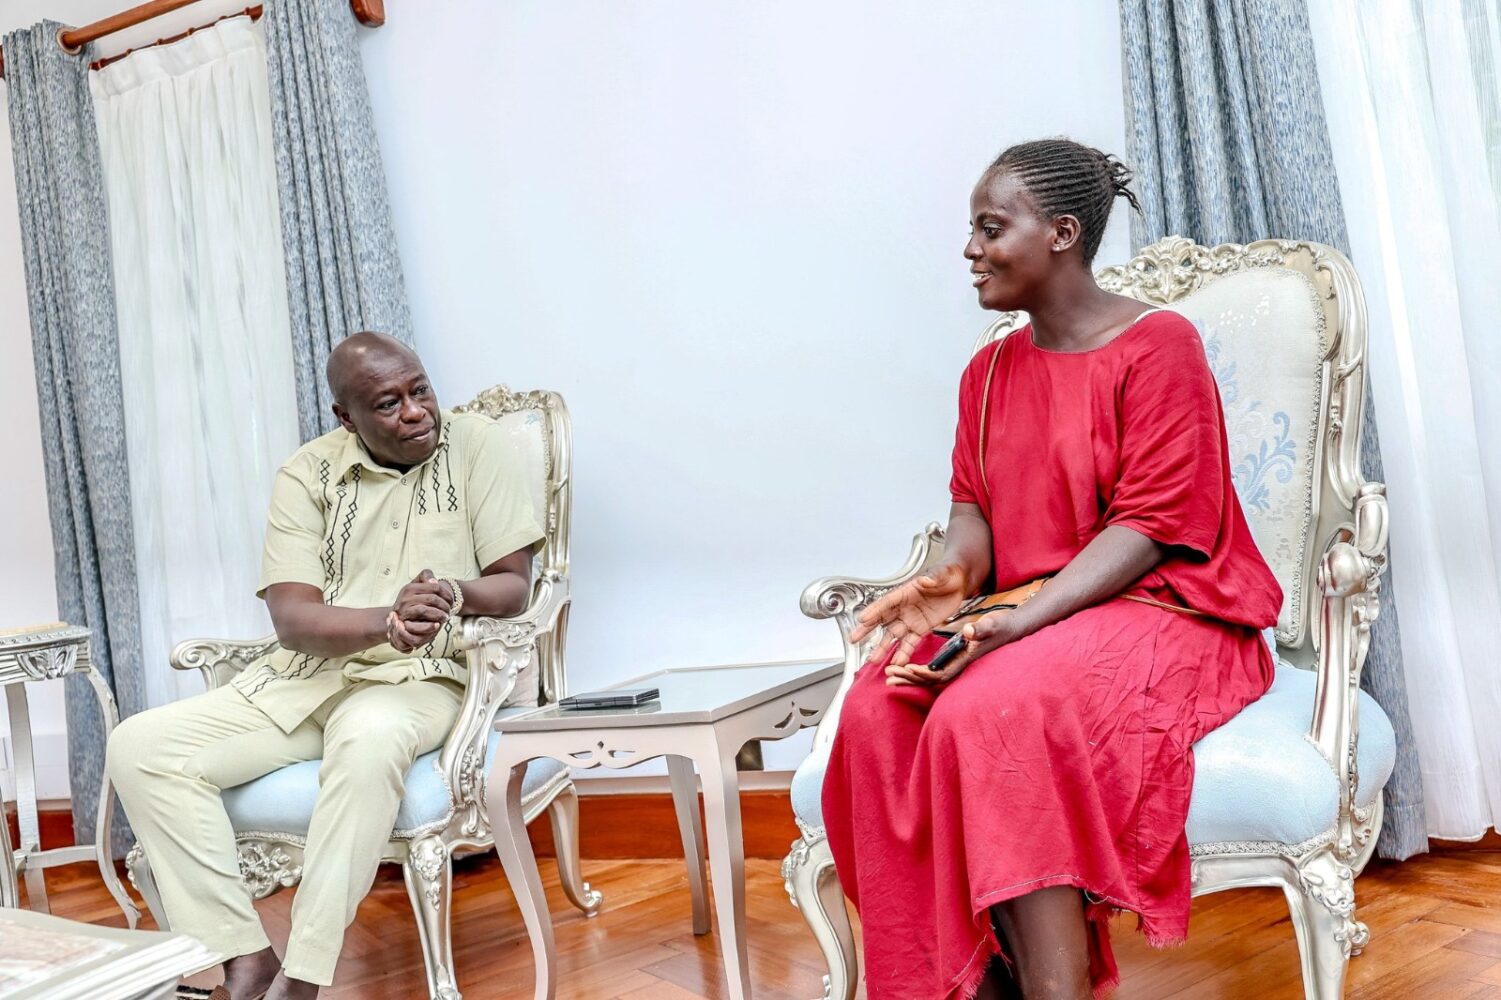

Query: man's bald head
327 331 421 406
326 332 442 471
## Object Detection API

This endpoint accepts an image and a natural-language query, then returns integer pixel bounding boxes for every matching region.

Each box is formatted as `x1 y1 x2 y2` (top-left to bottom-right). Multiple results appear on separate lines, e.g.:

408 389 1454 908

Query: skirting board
7 777 805 861
527 786 801 860
4 800 76 853
10 800 1499 862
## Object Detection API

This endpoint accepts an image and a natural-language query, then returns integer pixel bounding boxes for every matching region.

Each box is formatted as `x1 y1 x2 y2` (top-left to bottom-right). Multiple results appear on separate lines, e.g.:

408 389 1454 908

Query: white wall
359 1 1130 772
1 0 1129 793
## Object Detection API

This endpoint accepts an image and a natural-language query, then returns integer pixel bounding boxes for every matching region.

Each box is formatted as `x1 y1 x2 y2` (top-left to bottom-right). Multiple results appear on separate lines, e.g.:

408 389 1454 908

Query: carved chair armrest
435 572 572 840
801 523 947 750
1310 481 1389 861
170 635 282 691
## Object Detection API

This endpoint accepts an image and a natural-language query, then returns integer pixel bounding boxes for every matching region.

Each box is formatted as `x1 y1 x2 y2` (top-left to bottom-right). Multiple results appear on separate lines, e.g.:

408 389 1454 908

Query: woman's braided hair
989 138 1142 265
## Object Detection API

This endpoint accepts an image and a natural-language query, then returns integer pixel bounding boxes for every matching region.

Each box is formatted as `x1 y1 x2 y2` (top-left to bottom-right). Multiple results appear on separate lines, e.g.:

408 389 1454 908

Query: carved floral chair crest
782 237 1398 1000
124 386 600 1000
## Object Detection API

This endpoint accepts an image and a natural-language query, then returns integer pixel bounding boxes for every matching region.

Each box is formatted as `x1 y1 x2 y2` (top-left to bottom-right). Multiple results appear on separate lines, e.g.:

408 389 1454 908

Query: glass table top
494 659 842 730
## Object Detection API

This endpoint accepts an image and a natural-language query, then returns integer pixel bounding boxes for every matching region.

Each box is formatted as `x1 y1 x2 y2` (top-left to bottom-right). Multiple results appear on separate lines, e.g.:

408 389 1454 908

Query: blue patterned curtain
263 0 413 441
1119 0 1427 860
3 23 143 854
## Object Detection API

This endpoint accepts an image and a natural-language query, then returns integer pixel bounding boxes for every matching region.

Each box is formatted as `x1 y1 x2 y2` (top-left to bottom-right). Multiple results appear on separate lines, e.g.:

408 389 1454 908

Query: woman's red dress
820 311 1282 999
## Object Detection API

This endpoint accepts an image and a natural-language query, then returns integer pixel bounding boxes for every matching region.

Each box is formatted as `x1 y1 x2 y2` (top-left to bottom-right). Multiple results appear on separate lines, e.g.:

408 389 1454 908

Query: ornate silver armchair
124 386 601 1000
783 238 1397 1000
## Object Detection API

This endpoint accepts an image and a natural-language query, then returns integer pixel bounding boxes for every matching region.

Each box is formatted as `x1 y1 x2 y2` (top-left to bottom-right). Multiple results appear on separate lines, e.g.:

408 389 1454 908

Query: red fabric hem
945 875 1188 1000
952 935 996 1000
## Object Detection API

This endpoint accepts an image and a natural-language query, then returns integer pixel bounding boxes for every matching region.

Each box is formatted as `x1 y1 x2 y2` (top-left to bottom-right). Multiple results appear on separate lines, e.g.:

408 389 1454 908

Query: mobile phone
925 633 968 672
558 687 661 711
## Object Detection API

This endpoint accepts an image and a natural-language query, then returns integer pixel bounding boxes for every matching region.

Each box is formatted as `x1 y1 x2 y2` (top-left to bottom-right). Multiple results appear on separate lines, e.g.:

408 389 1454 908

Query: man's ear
1050 214 1082 254
331 402 356 433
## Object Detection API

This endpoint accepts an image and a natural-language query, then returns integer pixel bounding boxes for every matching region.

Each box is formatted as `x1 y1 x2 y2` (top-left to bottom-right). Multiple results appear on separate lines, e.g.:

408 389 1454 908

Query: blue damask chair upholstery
125 386 601 1000
782 238 1396 1000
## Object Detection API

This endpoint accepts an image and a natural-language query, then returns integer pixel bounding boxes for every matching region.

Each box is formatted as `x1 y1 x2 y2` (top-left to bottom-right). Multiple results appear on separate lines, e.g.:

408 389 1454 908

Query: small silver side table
487 659 841 1000
0 908 214 999
0 623 139 926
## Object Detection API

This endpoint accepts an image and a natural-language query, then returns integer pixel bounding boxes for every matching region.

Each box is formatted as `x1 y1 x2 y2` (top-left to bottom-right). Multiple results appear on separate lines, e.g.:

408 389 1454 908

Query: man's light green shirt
233 410 544 732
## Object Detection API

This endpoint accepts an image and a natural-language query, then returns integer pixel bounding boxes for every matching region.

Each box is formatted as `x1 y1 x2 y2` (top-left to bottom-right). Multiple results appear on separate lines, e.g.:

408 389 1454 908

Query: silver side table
487 659 841 1000
0 623 139 926
0 908 214 999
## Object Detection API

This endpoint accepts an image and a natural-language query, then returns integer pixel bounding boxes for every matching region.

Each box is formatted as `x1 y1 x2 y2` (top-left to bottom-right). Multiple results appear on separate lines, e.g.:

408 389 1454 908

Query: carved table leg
6 685 47 913
490 757 556 1000
696 732 752 1000
0 719 16 909
545 783 602 917
667 753 711 935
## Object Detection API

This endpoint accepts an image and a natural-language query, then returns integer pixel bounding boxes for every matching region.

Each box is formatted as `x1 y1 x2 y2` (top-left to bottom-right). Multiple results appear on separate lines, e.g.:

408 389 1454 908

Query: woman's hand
849 563 972 667
885 608 1020 687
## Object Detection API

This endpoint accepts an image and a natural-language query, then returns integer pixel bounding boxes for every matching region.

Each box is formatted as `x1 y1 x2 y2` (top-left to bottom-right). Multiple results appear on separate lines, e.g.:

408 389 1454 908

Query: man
108 333 543 1000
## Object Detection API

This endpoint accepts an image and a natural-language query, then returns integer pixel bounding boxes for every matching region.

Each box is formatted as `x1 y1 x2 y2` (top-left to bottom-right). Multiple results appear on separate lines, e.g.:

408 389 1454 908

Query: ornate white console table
488 659 841 1000
0 623 138 926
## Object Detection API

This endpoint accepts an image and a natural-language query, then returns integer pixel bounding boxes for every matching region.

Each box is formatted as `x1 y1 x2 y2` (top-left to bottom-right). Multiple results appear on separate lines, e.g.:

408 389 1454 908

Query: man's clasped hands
384 569 460 653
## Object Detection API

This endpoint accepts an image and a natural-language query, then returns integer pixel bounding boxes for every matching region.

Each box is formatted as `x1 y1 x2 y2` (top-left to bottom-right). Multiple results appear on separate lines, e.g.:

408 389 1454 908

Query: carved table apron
487 659 841 1000
0 624 139 925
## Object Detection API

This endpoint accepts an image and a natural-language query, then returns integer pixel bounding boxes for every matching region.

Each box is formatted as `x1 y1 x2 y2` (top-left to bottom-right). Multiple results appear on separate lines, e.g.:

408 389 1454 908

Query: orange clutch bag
933 577 1049 636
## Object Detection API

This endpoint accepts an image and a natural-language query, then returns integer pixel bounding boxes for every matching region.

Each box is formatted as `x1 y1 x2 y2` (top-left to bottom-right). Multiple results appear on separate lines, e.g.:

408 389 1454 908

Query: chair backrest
452 385 574 701
975 237 1370 661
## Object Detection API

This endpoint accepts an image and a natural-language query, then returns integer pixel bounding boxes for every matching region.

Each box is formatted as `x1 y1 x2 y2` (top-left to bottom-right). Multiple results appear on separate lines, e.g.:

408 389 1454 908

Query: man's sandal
206 988 270 1000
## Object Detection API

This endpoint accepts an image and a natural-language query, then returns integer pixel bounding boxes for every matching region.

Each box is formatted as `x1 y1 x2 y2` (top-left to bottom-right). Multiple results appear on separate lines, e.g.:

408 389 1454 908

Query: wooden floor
20 848 1501 999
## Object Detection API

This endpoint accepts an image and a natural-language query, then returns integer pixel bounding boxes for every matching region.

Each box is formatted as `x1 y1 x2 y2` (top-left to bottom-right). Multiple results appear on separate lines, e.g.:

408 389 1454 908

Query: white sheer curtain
1311 0 1501 840
91 16 300 708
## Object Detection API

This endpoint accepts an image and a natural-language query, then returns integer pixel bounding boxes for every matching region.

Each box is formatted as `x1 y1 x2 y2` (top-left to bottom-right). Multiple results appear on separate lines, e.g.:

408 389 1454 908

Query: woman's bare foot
220 947 279 999
264 971 319 1000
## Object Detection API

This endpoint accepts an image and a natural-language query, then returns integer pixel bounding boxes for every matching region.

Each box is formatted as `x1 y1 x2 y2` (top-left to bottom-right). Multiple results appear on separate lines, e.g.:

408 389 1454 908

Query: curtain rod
90 4 262 71
0 0 386 79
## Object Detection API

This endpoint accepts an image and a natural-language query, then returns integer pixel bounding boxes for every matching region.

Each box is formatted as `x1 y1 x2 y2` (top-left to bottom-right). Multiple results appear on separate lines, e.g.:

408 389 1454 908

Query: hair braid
989 138 1141 264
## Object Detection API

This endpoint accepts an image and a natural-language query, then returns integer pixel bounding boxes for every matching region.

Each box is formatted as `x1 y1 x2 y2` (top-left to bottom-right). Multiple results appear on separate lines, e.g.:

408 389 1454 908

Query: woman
820 138 1281 1000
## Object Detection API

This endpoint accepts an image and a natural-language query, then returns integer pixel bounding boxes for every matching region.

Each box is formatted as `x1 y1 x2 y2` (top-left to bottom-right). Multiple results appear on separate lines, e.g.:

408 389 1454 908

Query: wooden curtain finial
351 0 385 26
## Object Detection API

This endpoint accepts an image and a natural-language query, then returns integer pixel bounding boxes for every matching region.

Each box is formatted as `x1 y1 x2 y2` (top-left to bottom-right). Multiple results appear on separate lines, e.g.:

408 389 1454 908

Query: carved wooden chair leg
1284 853 1364 1000
546 783 603 916
123 845 169 931
783 831 859 1000
403 836 461 1000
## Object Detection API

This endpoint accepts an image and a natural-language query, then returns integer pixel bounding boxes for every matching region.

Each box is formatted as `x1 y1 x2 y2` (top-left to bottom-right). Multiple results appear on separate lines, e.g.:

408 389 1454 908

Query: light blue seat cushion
1186 664 1394 845
790 742 832 832
791 662 1396 848
222 712 566 838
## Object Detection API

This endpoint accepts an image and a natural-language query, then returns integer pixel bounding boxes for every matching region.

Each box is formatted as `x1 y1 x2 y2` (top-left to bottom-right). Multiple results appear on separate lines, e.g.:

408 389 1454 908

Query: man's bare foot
264 971 319 1000
221 947 279 999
